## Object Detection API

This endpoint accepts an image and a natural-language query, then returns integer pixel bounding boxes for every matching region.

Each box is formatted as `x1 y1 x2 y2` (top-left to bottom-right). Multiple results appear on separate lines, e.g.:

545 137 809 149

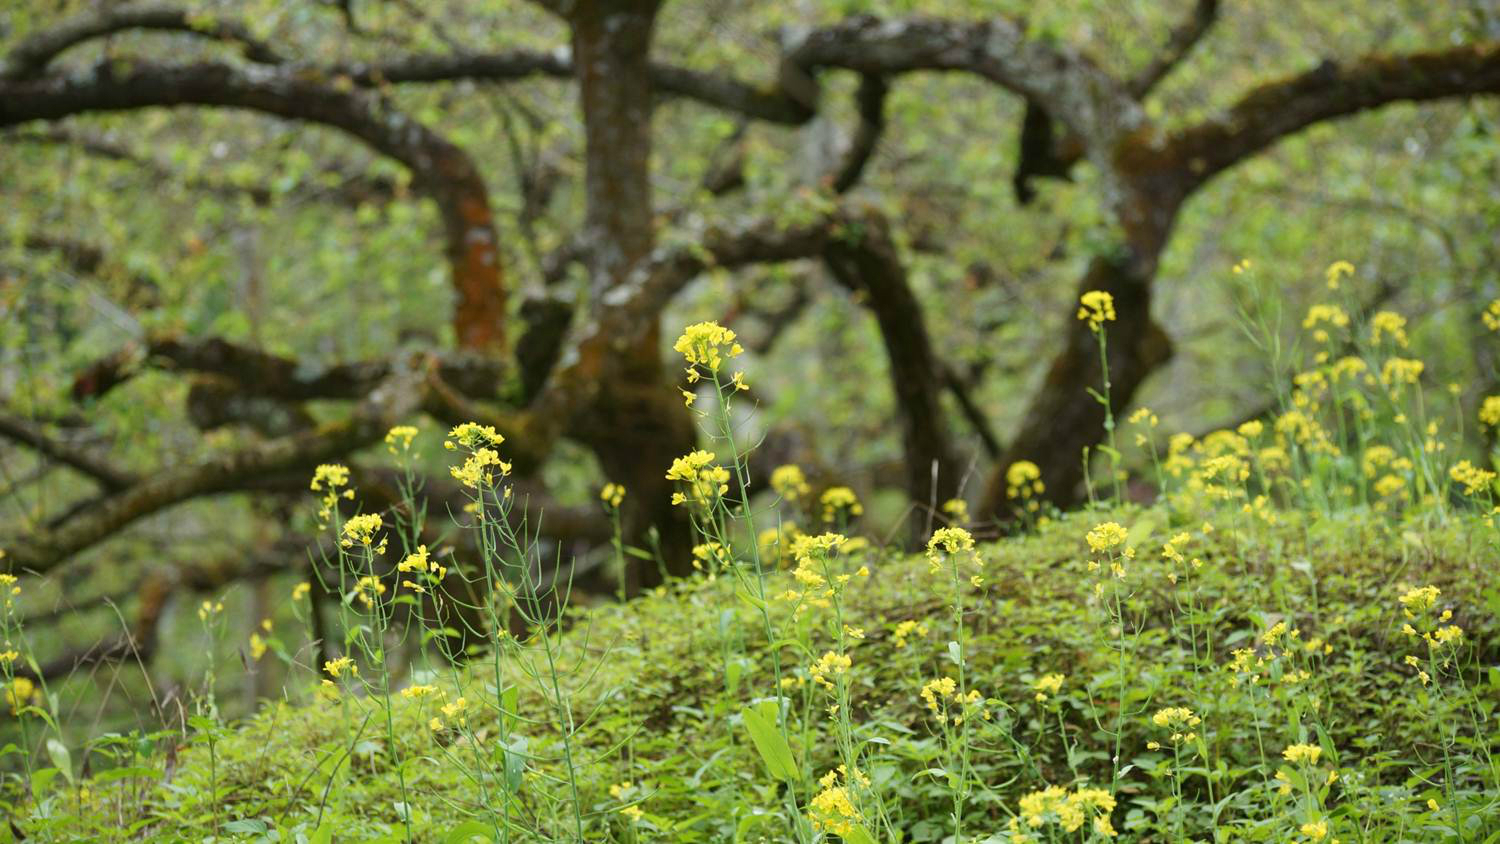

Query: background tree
1 0 1498 709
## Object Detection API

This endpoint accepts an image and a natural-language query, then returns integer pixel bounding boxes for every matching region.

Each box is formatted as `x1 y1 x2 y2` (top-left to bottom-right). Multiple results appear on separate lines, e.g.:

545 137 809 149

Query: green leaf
46 738 73 785
740 700 798 782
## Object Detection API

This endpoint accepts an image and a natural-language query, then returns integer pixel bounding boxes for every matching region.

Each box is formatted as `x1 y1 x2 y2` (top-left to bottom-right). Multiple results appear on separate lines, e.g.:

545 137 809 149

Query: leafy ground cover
7 501 1498 842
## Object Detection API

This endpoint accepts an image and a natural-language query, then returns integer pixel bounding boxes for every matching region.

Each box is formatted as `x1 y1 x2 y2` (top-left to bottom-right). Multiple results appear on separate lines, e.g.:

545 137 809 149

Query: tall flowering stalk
1078 290 1123 501
924 526 987 843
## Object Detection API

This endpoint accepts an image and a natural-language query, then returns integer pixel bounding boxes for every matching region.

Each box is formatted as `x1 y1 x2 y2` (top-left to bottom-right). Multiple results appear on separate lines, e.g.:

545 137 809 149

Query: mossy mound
14 505 1500 842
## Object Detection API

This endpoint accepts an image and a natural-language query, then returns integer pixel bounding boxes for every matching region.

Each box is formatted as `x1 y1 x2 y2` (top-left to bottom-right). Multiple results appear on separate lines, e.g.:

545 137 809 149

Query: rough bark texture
824 209 961 538
562 1 699 590
0 62 507 352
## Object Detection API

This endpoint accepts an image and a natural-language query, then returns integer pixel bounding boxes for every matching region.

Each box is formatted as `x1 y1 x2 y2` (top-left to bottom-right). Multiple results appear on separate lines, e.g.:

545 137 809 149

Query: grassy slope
21 505 1500 842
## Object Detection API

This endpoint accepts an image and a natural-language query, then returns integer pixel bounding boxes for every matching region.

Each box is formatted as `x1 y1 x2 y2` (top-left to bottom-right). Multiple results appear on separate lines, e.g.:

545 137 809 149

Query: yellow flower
5 676 37 714
920 676 958 714
1303 304 1349 331
1480 396 1500 429
196 599 224 622
1076 290 1116 331
600 482 626 508
292 582 311 601
1325 260 1354 289
445 422 503 450
1449 460 1496 495
310 463 350 492
941 497 969 524
770 464 811 502
384 425 419 453
1485 299 1500 331
619 805 644 822
249 633 267 661
890 619 929 648
1380 357 1424 388
399 684 439 699
1370 311 1408 347
450 447 511 488
809 651 852 688
1006 460 1045 500
673 321 743 372
808 776 862 838
341 513 385 549
819 486 863 523
1085 521 1129 554
1283 743 1322 765
1300 820 1328 840
323 656 357 679
1032 673 1064 701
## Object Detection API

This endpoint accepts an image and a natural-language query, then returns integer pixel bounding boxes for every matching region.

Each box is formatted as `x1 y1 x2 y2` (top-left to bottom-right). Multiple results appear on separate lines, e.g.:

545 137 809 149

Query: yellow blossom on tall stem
673 321 743 373
1077 290 1116 332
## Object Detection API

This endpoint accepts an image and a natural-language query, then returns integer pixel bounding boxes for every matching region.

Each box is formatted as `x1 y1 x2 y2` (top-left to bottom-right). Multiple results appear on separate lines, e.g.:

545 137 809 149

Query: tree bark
562 0 697 591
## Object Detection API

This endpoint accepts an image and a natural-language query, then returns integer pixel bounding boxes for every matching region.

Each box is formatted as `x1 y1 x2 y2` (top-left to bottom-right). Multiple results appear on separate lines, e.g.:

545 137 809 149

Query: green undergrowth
15 505 1500 842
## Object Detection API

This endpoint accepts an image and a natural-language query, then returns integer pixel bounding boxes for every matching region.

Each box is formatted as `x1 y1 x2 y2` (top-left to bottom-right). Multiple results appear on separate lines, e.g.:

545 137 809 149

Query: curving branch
823 207 961 532
2 364 429 576
1126 0 1220 98
0 410 138 491
0 60 507 352
69 336 504 404
829 74 889 194
1159 42 1500 197
0 3 284 80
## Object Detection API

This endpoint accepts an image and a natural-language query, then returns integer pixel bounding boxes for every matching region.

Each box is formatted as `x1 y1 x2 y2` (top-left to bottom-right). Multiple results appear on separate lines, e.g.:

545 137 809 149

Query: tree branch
0 411 137 491
1160 43 1500 196
829 74 889 194
3 363 430 575
1 3 285 81
0 60 507 352
1126 0 1220 98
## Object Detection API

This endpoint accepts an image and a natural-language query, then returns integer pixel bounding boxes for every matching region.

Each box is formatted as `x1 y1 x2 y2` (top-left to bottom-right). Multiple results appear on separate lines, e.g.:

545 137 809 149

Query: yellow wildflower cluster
1449 460 1495 496
1076 290 1116 332
1014 784 1117 838
919 676 982 724
5 676 37 715
1480 396 1500 429
451 445 511 489
890 619 928 649
1485 299 1500 331
323 656 357 679
600 482 625 508
1032 673 1064 702
1369 311 1408 347
341 513 387 553
196 599 224 622
1159 532 1201 584
310 463 355 526
926 526 982 586
354 575 386 608
666 450 730 507
941 497 969 524
1282 743 1322 765
1379 357 1423 390
673 321 743 373
808 768 867 839
396 545 447 593
820 486 863 523
444 422 503 451
1149 706 1202 744
384 425 419 454
1006 459 1045 512
1302 304 1349 343
809 651 852 689
770 464 810 502
1325 260 1354 289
